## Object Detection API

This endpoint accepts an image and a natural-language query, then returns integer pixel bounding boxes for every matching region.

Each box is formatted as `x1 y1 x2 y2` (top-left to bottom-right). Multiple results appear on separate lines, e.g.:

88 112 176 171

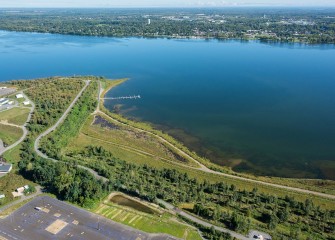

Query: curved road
0 92 35 156
32 80 271 240
31 79 333 239
157 199 272 240
96 82 335 201
97 110 335 200
34 81 90 159
33 80 107 182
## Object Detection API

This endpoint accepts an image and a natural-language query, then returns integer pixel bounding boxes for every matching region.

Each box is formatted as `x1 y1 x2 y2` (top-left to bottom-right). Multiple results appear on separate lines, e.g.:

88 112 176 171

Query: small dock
103 95 141 100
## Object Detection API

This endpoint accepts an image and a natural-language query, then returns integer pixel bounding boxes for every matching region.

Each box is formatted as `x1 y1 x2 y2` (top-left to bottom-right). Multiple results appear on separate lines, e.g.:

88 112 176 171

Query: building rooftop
0 163 12 173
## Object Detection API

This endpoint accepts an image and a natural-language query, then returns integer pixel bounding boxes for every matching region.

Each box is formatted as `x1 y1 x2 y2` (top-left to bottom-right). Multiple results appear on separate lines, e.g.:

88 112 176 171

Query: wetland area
1 30 335 179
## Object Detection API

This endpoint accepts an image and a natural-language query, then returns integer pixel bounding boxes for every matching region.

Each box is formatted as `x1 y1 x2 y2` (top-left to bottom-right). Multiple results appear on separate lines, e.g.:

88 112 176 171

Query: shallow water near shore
1 30 335 179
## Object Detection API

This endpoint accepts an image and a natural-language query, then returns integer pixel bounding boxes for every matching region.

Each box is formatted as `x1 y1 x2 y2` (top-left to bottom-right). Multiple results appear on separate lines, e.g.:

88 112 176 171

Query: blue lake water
1 30 335 179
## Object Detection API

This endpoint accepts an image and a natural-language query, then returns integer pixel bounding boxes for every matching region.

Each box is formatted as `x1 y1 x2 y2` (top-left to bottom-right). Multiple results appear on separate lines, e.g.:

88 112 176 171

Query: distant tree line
0 8 334 44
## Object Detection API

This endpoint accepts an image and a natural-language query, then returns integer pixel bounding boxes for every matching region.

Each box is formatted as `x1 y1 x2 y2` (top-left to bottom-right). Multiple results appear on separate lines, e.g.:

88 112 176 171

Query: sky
0 0 335 8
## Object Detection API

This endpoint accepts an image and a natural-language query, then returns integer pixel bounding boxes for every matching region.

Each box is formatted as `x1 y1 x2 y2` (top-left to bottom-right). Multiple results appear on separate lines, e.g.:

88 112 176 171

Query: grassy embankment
82 79 335 209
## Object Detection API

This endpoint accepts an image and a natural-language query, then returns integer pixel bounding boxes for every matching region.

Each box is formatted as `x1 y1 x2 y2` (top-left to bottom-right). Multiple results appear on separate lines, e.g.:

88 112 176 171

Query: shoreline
1 29 335 46
100 78 335 199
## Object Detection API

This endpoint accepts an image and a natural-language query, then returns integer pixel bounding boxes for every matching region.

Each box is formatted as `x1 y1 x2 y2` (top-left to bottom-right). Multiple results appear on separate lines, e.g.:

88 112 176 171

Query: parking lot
0 88 16 98
0 196 179 240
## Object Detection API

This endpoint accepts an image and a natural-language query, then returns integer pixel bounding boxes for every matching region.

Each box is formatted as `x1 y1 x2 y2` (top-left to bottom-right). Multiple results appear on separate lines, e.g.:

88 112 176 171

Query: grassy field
0 107 30 126
3 143 22 164
0 124 23 146
94 200 202 240
65 114 198 167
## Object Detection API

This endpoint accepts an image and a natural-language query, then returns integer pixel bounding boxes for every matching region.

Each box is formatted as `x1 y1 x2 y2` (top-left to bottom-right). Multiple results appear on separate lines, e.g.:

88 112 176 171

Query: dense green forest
0 8 334 43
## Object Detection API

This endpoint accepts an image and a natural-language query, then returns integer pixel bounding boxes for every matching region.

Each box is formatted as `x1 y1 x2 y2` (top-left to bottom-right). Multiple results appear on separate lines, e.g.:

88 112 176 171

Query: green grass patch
3 143 22 164
0 124 23 146
0 107 30 126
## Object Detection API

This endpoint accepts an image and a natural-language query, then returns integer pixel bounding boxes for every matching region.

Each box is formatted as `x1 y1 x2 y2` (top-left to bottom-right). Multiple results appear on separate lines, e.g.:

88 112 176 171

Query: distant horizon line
0 3 335 9
1 6 335 9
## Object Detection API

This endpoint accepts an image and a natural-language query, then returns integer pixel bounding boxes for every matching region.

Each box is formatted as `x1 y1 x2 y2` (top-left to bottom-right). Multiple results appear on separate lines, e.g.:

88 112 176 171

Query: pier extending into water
103 95 141 100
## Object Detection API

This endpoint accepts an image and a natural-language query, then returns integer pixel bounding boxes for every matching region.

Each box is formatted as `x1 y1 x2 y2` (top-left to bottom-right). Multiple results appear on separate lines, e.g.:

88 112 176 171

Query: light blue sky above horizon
1 0 335 8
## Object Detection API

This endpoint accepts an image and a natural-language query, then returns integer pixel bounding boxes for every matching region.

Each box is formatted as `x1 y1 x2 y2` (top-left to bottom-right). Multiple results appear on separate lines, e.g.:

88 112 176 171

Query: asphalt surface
0 196 178 240
0 139 4 154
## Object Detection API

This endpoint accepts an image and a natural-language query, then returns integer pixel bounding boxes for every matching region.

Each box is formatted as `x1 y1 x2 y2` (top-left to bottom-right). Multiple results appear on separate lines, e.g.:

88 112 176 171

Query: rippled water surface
1 31 335 179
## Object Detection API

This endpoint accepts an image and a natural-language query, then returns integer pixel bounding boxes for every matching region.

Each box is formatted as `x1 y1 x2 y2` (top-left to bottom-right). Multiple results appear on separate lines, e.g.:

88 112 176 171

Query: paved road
0 186 42 214
0 92 35 156
97 110 335 200
33 81 108 183
0 139 4 154
157 199 248 240
157 199 272 240
34 81 90 160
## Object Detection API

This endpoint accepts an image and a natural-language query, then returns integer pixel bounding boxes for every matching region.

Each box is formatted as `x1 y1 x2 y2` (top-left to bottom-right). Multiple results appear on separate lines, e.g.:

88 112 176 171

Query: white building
16 94 24 99
148 19 151 25
0 194 5 199
23 101 30 106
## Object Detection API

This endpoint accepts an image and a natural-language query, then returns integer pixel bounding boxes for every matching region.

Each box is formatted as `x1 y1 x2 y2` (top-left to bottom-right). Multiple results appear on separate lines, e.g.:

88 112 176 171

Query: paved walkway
0 139 4 154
